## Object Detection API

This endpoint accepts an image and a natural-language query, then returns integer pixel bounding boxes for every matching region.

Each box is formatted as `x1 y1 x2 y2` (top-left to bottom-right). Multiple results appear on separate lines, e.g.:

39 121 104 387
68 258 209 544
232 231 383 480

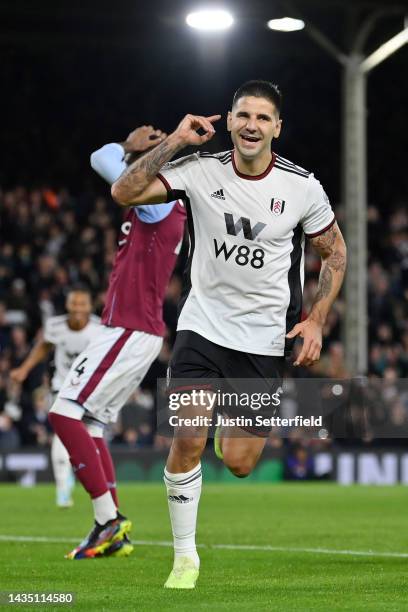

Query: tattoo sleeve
308 222 347 324
112 135 183 203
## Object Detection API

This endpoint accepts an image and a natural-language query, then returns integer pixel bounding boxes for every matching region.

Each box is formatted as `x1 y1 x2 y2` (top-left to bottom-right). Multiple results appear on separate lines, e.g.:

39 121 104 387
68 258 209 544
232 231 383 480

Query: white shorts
56 326 162 424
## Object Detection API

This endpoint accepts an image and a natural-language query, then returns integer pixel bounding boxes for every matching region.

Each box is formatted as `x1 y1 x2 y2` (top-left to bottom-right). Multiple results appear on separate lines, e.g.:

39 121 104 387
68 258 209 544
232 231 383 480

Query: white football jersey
158 150 335 356
43 314 101 391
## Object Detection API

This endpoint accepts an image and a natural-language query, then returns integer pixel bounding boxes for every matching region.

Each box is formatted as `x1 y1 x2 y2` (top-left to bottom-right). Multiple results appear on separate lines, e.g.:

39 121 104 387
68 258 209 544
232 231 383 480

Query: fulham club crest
271 198 286 216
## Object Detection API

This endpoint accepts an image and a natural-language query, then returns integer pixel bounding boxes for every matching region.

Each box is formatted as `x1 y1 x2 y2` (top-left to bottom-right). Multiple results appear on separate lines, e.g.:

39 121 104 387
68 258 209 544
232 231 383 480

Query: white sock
92 491 117 525
164 463 202 568
51 434 74 496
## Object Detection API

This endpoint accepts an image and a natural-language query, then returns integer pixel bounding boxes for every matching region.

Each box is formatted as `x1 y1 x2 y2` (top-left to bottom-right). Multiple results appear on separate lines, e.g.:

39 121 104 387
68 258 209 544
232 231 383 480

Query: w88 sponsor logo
213 238 265 269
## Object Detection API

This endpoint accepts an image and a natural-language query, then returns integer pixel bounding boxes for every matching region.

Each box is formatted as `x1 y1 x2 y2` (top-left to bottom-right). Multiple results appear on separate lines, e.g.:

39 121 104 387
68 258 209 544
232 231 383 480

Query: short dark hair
67 284 92 297
232 80 282 115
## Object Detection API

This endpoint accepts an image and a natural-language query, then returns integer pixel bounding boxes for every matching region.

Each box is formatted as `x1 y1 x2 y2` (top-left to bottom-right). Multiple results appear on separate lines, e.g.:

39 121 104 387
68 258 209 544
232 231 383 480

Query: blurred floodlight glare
186 9 234 31
267 17 305 32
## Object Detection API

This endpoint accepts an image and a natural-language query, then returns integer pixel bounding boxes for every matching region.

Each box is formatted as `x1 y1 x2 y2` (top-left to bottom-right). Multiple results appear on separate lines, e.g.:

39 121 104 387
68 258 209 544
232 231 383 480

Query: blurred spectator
9 326 30 367
285 444 315 480
21 387 53 447
314 342 350 379
0 301 11 350
0 413 21 451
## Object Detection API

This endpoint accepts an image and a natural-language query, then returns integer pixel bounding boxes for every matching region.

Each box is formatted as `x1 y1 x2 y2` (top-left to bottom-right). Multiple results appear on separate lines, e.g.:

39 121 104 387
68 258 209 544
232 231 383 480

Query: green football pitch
1 483 408 611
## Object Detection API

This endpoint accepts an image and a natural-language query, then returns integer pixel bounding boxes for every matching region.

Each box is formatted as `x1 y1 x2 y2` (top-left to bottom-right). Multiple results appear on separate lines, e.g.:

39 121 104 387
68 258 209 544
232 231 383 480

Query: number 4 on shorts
74 357 88 377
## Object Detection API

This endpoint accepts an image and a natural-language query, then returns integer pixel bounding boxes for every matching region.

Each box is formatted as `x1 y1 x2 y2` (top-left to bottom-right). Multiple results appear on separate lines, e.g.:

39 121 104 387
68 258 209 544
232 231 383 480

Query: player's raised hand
9 366 28 383
286 319 323 367
172 114 221 147
121 125 167 153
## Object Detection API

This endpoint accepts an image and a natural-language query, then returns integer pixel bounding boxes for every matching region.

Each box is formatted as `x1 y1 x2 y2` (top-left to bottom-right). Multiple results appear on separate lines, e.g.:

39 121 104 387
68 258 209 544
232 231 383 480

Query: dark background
1 0 407 205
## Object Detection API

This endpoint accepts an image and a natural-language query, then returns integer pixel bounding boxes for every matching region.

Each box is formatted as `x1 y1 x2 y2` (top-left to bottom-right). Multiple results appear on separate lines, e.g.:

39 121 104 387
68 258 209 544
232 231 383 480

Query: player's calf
85 420 119 508
219 430 267 478
48 405 117 524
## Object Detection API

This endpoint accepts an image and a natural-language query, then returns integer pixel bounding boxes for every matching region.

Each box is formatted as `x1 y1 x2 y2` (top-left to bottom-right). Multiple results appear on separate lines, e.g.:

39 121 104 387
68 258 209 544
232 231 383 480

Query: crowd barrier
2 448 408 485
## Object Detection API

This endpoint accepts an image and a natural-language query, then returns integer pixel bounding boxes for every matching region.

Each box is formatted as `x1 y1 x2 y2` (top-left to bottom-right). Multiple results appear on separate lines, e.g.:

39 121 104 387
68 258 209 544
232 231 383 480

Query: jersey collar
231 150 276 181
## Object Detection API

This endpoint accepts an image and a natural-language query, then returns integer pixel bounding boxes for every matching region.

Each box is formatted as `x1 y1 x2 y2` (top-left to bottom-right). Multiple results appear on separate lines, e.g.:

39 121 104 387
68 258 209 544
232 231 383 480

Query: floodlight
186 9 234 31
267 17 305 32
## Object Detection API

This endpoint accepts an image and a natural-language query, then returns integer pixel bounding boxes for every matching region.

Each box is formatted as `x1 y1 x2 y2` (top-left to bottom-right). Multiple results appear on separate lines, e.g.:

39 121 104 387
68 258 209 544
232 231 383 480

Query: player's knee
222 449 259 478
225 460 254 478
49 398 84 420
172 437 206 463
228 465 252 478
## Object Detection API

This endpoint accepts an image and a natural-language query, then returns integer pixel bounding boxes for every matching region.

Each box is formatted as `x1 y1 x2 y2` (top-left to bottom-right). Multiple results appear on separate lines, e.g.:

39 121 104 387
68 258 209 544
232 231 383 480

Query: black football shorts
168 330 285 436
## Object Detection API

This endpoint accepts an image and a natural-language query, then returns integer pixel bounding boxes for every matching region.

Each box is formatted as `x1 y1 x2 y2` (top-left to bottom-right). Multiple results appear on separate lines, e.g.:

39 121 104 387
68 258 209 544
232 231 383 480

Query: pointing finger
195 116 216 135
198 115 216 132
206 114 222 123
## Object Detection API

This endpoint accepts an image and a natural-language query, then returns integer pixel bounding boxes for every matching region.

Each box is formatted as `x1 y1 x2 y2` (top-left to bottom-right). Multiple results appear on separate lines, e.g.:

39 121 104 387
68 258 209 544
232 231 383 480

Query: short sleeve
90 143 126 185
43 319 58 345
134 202 176 224
301 174 335 237
157 154 198 201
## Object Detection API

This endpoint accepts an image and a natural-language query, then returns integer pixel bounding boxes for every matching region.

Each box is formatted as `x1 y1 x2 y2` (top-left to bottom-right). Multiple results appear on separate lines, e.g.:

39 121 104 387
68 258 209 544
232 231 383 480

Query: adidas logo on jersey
211 188 225 200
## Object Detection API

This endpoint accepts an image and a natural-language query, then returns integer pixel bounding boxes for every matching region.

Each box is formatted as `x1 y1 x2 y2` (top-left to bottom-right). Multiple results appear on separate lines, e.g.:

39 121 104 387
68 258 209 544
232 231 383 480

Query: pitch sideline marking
0 535 408 559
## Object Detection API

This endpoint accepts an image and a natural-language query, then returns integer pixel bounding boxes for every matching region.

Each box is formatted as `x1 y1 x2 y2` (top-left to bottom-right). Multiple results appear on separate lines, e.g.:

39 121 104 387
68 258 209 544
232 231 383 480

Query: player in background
10 287 100 508
48 125 186 559
111 80 347 588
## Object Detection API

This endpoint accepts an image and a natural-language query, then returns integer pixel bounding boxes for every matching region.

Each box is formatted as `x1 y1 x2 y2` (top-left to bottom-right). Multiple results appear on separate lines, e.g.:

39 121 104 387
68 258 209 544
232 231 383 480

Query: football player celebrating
10 287 100 508
111 80 347 588
48 125 186 559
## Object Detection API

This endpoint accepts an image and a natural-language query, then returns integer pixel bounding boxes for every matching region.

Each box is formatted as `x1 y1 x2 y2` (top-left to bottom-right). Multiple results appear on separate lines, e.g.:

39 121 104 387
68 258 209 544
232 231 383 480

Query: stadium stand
0 186 407 454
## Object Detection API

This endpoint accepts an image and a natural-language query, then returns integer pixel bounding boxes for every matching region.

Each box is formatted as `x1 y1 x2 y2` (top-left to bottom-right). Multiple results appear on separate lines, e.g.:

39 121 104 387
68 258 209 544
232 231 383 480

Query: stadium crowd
0 186 407 457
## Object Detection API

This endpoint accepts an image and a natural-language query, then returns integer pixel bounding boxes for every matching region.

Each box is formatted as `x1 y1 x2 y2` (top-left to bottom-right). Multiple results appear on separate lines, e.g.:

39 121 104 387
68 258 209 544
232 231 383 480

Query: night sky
1 0 407 207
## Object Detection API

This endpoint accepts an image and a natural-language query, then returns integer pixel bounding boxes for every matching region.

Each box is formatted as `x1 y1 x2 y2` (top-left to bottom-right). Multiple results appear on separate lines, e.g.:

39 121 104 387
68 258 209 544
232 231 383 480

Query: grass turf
1 483 408 611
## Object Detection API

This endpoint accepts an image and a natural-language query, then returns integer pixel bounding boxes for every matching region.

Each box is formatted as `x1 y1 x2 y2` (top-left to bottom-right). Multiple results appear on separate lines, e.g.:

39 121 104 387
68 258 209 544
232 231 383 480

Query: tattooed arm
286 222 347 366
308 222 347 325
111 113 221 206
